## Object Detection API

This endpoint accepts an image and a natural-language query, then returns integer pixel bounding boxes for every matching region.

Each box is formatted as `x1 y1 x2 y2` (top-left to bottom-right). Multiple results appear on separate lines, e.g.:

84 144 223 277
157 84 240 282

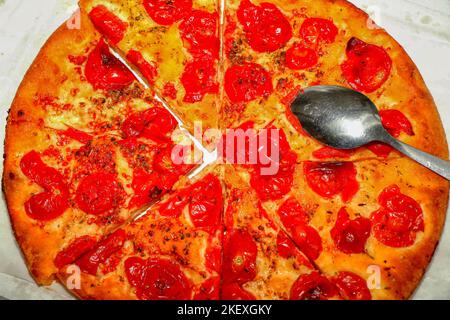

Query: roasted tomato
143 0 192 25
333 271 372 300
290 272 338 300
371 185 424 247
303 161 359 202
125 256 192 300
223 229 257 284
85 39 135 91
341 37 392 93
224 63 273 103
89 5 128 44
330 207 371 254
20 151 69 221
237 0 292 52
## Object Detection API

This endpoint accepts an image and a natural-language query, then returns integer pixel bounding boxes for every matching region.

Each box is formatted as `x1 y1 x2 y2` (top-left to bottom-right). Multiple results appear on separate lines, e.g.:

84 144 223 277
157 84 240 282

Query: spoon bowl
291 85 385 149
290 85 450 179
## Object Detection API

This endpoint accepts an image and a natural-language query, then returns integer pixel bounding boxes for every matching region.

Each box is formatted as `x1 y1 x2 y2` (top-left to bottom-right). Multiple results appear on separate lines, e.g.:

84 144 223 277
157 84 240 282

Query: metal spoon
291 85 450 180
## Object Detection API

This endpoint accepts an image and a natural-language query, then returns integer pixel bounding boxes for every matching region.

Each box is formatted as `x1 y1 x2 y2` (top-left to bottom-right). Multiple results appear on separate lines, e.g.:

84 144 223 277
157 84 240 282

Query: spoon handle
380 133 450 180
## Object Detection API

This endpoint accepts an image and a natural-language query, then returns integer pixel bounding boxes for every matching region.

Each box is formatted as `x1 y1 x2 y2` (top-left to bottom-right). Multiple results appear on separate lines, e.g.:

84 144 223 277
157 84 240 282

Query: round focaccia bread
2 0 449 300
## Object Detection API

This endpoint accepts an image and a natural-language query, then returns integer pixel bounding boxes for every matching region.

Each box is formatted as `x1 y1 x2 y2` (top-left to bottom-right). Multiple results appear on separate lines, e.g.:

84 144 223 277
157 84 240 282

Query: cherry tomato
179 10 219 59
341 37 392 93
277 198 309 229
303 161 359 202
126 49 158 84
285 44 318 70
276 232 297 259
312 146 354 159
85 39 135 91
125 256 192 300
76 229 126 275
221 283 256 300
371 185 424 247
89 5 127 44
75 172 122 215
300 18 338 46
54 236 97 269
129 169 162 209
223 229 257 284
58 127 93 144
291 224 322 261
333 271 372 300
24 192 69 221
330 207 371 254
290 271 338 300
121 107 177 143
237 0 292 52
20 151 69 220
181 57 218 103
143 0 192 25
194 277 220 300
224 63 273 103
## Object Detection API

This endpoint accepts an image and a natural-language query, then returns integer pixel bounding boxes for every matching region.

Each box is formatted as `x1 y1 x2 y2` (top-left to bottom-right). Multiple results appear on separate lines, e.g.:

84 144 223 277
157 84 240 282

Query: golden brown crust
2 0 448 299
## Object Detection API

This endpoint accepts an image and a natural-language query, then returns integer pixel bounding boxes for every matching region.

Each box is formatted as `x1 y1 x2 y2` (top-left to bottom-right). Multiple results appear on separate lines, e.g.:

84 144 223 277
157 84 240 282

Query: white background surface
0 0 449 299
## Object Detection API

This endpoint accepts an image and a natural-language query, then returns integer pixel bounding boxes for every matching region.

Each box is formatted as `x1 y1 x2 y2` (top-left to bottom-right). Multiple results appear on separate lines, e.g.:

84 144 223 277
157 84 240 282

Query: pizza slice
78 0 221 132
222 165 343 300
57 167 223 300
221 0 447 162
258 157 448 299
3 12 198 285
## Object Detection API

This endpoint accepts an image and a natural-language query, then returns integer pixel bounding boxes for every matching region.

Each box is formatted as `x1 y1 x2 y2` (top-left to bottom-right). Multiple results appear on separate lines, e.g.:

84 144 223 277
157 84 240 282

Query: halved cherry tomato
330 207 371 254
143 0 192 25
24 192 68 222
221 283 256 300
54 236 97 269
125 256 192 300
290 224 322 261
75 172 123 215
89 5 128 44
85 39 135 91
341 37 392 93
312 146 354 160
189 174 223 228
76 229 126 275
58 127 93 144
276 232 297 259
237 0 292 52
285 44 318 70
224 63 273 103
223 229 257 284
129 169 162 209
158 193 189 218
300 18 338 46
194 277 220 300
303 161 359 202
121 107 177 143
371 185 424 247
333 271 372 300
367 110 414 157
250 174 294 202
277 198 309 229
290 271 338 300
179 10 219 59
181 57 218 103
126 49 158 84
20 151 69 220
